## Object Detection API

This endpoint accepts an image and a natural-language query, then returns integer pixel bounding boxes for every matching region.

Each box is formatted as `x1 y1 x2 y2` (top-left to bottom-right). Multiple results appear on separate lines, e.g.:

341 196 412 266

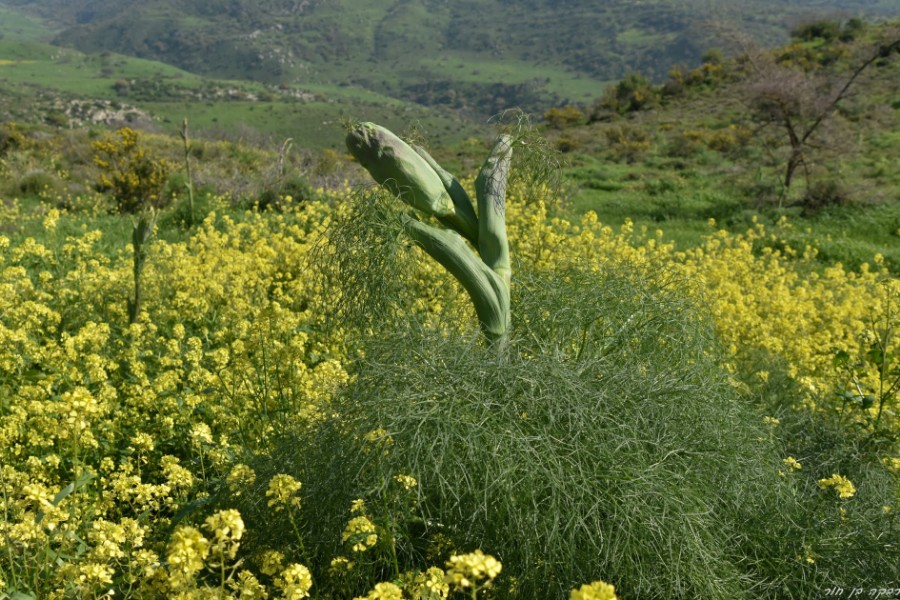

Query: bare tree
745 28 900 205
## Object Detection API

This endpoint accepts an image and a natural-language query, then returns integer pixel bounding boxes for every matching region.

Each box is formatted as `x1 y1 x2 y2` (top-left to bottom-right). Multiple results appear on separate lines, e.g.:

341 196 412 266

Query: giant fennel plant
346 122 513 342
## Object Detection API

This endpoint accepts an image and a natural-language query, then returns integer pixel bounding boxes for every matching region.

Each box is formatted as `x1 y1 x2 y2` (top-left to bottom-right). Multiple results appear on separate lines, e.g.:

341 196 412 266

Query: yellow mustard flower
259 549 285 577
229 570 269 599
329 555 354 576
355 581 404 600
342 516 378 552
571 580 618 600
407 566 449 599
277 563 313 600
350 498 367 514
266 474 302 511
227 463 257 492
166 525 209 586
445 549 502 590
818 474 856 499
394 474 418 491
204 509 245 563
782 456 802 472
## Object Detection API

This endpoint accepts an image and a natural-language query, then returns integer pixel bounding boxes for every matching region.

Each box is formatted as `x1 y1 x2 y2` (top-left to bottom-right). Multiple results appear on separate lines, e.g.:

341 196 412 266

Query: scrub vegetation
0 9 898 600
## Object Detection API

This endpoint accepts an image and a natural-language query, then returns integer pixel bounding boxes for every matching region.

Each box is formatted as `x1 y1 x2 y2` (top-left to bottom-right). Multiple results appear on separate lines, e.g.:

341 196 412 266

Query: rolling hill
3 0 900 117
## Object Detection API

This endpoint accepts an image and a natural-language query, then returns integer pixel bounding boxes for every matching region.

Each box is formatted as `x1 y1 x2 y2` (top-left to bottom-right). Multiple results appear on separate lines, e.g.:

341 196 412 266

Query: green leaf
866 345 884 369
833 349 850 366
837 390 857 402
36 471 95 524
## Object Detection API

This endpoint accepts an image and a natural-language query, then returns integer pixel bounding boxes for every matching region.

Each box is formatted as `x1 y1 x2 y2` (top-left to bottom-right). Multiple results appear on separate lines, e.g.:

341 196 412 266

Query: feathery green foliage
252 261 897 599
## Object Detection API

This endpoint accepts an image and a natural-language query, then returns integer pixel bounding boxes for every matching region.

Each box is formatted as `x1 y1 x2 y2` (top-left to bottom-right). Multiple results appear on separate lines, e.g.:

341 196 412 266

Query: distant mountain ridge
3 0 900 115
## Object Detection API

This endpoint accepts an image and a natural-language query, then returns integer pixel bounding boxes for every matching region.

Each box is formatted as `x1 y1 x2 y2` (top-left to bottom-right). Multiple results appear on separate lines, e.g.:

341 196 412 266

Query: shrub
17 169 62 199
594 72 659 115
261 264 825 599
790 19 842 42
0 121 27 156
604 125 652 163
92 128 173 213
544 106 586 130
555 136 581 153
804 179 851 211
665 130 705 158
841 17 867 42
702 48 725 65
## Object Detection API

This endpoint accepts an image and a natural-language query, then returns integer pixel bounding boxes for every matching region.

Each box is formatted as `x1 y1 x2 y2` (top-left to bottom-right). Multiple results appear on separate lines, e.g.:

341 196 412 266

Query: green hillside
1 18 898 271
3 0 900 116
539 18 900 270
0 36 484 150
0 7 896 265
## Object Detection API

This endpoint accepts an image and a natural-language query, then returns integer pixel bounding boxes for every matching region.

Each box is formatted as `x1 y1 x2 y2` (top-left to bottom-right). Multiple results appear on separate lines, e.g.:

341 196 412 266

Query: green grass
780 202 900 269
144 98 481 151
0 39 210 97
569 165 900 271
563 152 750 246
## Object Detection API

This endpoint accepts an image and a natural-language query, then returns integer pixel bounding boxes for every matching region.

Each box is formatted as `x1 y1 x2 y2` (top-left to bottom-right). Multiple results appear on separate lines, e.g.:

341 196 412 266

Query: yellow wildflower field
0 182 896 598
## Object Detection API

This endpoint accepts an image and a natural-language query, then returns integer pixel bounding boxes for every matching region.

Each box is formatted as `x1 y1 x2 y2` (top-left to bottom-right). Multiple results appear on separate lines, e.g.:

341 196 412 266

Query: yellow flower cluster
394 473 418 491
260 549 286 576
329 555 354 576
266 474 303 511
0 198 352 596
883 457 900 477
571 580 618 600
205 509 245 564
783 456 803 473
509 197 897 431
444 549 502 590
227 463 257 493
406 566 449 599
277 563 314 599
166 525 210 587
818 474 857 499
343 516 378 553
354 581 404 600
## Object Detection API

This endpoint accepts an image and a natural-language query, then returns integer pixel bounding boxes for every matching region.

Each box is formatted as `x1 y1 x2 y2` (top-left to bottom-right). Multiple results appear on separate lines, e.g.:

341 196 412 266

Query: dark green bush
594 72 659 116
256 174 315 211
790 19 842 42
17 169 62 198
804 179 851 212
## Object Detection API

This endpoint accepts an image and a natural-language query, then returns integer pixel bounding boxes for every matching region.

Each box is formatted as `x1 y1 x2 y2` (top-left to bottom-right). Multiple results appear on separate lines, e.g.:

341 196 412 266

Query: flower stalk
128 211 156 325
